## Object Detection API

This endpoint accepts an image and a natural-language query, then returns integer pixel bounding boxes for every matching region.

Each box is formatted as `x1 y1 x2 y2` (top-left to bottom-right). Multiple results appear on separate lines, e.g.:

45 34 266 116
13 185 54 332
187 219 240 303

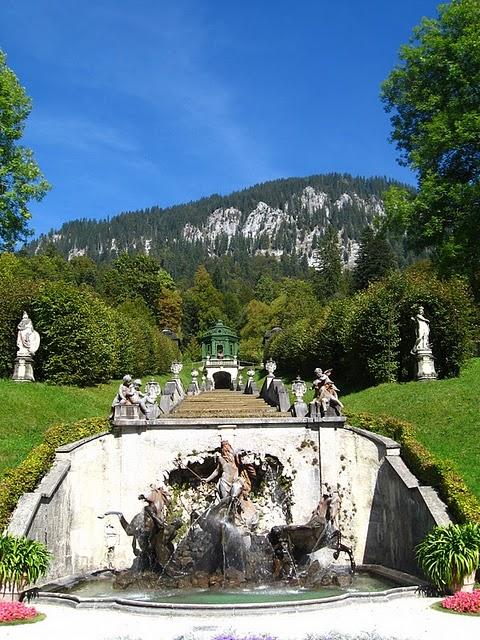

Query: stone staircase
171 390 290 418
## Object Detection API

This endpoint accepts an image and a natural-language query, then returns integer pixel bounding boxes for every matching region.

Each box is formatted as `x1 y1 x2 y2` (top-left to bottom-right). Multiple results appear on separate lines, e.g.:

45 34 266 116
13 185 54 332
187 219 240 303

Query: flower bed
0 600 38 624
441 589 480 614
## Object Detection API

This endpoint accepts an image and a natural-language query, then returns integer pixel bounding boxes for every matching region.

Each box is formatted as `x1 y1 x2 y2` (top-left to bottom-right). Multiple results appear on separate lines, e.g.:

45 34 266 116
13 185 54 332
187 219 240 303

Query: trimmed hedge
0 416 109 531
33 282 119 385
346 410 480 525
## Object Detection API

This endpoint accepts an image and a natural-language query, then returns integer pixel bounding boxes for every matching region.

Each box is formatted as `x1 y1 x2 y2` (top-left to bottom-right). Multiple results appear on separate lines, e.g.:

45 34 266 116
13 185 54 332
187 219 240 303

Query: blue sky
1 0 440 237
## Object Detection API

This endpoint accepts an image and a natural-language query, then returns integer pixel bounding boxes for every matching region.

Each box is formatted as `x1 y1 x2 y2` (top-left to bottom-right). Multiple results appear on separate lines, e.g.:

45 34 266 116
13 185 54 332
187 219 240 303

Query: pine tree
353 227 397 290
313 225 343 300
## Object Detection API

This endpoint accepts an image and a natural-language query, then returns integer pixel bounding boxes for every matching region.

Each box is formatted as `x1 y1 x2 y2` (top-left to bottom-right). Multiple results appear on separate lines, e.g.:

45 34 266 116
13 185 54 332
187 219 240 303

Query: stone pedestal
414 348 437 381
292 401 308 418
12 355 35 382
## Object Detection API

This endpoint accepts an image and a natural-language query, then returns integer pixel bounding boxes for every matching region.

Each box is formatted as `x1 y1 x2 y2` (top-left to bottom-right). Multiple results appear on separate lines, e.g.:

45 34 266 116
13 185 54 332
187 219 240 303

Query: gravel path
2 595 478 640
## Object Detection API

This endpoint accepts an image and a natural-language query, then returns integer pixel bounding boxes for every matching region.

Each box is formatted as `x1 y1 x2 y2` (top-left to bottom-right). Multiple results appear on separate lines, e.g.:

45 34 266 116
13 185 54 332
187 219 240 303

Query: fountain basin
38 565 422 613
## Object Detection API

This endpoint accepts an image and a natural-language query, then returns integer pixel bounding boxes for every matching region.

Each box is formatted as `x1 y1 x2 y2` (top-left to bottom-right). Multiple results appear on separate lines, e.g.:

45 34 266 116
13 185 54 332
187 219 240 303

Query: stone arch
213 370 232 389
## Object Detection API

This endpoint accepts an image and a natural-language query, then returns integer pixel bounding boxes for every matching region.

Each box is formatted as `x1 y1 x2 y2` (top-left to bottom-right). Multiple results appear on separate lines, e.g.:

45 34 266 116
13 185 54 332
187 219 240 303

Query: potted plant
0 534 50 600
416 523 480 593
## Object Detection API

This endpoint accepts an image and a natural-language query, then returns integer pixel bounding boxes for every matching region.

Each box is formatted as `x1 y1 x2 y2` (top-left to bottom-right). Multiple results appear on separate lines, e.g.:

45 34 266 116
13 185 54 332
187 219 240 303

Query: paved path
2 595 478 640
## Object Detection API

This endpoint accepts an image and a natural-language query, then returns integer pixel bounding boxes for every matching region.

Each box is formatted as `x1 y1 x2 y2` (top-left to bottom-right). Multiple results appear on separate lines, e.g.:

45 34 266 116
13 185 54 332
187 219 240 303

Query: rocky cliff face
178 187 384 267
28 173 399 273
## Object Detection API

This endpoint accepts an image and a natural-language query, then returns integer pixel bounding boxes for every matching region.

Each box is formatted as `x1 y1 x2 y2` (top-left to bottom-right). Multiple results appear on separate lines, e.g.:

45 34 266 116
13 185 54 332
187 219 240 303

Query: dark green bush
155 331 180 374
346 411 480 524
346 284 400 386
116 298 179 376
266 318 314 376
0 417 108 531
32 282 119 385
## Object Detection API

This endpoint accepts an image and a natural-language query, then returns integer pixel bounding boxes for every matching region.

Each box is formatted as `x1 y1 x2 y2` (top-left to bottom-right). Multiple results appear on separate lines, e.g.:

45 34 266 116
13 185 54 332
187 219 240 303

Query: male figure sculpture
411 306 431 353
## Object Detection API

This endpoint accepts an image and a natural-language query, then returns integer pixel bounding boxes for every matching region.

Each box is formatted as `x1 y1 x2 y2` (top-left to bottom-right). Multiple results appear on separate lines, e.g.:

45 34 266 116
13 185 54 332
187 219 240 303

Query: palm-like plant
415 523 480 592
0 534 51 599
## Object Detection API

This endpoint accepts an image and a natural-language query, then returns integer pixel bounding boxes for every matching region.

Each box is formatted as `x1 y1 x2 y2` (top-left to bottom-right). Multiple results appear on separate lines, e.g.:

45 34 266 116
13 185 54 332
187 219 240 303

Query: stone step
170 389 290 418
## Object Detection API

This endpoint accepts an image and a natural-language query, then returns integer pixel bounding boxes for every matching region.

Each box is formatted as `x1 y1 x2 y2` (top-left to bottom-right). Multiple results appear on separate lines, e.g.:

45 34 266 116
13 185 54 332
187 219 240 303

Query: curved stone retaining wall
8 417 450 580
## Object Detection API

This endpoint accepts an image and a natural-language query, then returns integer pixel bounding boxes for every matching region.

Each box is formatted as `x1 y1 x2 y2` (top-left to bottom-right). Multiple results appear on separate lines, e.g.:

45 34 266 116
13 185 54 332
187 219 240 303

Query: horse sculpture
100 485 182 570
268 491 355 579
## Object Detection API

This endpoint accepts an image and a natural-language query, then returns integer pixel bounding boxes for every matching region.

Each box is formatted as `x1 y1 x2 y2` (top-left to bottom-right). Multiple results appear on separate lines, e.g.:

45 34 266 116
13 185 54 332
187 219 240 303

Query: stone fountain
100 438 355 594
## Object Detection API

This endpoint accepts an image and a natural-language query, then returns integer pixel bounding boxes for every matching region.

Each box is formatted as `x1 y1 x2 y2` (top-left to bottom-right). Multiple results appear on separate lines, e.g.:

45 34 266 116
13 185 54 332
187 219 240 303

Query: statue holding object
110 375 161 420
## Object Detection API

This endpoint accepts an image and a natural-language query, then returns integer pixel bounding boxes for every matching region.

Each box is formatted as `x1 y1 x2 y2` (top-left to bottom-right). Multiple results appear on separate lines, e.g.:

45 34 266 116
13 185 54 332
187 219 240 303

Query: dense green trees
181 266 227 340
98 253 175 313
268 268 475 387
26 174 404 282
382 0 480 296
0 50 50 249
33 282 119 385
0 252 179 384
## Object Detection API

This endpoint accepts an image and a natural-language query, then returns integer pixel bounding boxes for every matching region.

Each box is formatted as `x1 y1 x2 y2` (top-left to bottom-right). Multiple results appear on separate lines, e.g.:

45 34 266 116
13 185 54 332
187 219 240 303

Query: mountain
27 173 410 279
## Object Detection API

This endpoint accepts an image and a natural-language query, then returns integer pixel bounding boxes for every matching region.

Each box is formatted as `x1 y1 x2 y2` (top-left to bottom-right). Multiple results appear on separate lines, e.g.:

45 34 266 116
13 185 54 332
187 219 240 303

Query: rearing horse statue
100 485 182 570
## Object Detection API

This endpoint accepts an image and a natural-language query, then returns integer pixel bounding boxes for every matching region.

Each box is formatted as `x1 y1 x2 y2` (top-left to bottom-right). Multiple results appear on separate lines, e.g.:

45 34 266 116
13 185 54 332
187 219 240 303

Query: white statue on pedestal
16 312 40 356
411 306 437 381
411 306 430 353
13 312 40 382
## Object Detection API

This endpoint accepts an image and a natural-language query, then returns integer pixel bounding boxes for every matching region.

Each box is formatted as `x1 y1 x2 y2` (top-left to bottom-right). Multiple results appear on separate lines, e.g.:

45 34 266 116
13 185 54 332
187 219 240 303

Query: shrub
346 284 400 386
155 331 180 374
0 534 50 597
266 318 314 377
0 600 38 623
345 411 480 524
32 282 118 385
0 416 108 531
115 298 179 377
442 589 480 614
415 524 480 591
311 298 355 384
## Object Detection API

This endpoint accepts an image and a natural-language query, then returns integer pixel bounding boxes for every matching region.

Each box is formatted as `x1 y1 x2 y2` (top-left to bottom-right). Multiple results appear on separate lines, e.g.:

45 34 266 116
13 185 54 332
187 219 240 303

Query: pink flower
0 601 38 623
441 590 480 614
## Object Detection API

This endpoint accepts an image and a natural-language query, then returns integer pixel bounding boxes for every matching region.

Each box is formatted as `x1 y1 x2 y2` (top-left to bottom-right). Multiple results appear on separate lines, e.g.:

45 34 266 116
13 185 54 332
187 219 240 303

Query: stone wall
8 417 450 580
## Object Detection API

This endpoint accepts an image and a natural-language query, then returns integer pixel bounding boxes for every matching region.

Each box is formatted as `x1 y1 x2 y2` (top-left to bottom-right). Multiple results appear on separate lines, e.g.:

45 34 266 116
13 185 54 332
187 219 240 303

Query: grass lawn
343 358 480 499
0 370 192 480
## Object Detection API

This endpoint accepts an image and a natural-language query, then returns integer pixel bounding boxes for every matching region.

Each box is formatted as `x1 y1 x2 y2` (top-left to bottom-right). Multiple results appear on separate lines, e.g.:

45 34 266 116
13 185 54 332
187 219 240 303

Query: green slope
0 379 118 478
0 370 192 479
344 358 480 498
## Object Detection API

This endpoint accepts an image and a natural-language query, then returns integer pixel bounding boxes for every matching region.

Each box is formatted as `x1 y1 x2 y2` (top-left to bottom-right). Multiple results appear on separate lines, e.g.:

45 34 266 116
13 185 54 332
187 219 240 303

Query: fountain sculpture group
100 438 355 592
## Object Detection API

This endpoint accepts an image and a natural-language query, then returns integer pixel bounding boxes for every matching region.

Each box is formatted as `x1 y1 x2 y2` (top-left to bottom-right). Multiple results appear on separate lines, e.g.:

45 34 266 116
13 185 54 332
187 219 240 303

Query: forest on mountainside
24 173 416 281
